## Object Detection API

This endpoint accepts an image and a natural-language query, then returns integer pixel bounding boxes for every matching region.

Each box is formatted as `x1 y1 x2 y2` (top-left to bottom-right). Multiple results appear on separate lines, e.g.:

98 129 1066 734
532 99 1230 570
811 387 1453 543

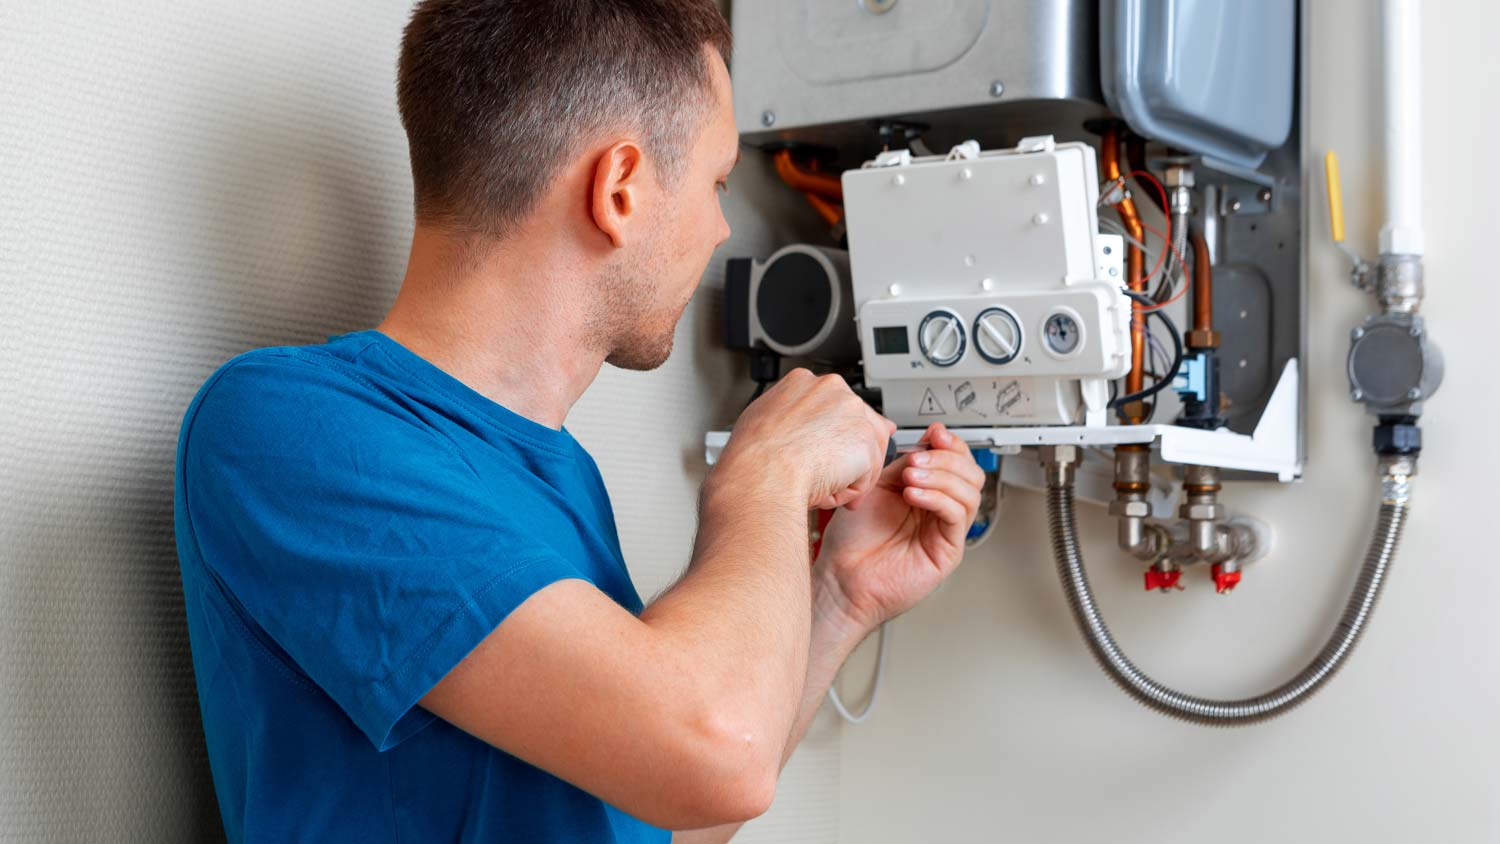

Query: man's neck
377 226 606 430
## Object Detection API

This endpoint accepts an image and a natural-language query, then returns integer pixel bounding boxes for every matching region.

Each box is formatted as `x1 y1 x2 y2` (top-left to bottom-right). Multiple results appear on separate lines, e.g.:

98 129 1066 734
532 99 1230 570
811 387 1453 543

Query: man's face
600 48 738 371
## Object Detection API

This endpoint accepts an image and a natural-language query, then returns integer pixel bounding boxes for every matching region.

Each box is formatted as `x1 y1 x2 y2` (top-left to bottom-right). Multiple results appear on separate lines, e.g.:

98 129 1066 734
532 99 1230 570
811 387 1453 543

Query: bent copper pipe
802 191 844 228
773 149 843 202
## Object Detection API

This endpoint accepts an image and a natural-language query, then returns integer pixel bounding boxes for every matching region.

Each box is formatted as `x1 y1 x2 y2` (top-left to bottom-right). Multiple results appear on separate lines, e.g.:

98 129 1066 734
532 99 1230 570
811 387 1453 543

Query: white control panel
842 137 1132 427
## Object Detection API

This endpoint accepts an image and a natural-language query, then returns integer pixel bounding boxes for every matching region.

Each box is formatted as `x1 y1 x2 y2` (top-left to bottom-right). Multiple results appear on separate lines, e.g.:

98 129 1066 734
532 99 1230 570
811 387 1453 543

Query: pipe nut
1039 444 1081 467
1181 502 1226 522
1186 329 1222 350
1109 499 1152 519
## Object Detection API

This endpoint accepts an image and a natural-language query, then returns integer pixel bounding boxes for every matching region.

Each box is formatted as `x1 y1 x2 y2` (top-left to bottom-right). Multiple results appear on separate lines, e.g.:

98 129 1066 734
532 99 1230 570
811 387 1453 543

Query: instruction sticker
995 380 1032 417
918 388 945 416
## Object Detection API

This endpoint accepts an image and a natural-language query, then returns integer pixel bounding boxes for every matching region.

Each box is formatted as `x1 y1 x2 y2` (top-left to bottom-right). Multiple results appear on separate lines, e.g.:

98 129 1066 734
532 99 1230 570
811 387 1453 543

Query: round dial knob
973 308 1023 365
918 310 966 367
1043 312 1083 357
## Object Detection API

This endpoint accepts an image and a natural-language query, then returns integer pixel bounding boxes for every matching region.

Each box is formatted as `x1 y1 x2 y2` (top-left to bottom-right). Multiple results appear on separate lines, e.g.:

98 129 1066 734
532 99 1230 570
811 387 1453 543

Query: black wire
1111 291 1184 413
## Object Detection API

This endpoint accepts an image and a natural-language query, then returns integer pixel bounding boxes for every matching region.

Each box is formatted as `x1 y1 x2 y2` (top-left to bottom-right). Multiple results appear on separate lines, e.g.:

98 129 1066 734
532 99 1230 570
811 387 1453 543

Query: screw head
760 110 776 127
1033 212 1049 225
1407 388 1423 400
1229 199 1244 213
1258 188 1273 202
989 80 1005 98
892 174 906 187
1351 326 1366 340
1409 324 1424 338
1351 388 1365 402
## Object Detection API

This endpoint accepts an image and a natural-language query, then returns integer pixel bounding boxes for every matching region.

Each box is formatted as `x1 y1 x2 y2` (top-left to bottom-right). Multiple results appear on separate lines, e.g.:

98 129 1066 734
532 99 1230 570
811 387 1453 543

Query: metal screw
1409 324 1423 338
1351 388 1365 402
1408 388 1423 400
1258 188 1273 203
989 80 1006 98
761 110 776 127
1352 326 1366 340
1229 199 1243 213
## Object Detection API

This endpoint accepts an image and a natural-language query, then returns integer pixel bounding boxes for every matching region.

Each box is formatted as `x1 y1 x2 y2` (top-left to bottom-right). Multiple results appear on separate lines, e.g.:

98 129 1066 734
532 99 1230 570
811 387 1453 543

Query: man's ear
590 140 646 249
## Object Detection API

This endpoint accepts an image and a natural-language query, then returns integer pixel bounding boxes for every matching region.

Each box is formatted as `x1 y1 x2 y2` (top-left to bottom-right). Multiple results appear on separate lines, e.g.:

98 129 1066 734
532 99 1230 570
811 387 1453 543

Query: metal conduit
1043 466 1410 725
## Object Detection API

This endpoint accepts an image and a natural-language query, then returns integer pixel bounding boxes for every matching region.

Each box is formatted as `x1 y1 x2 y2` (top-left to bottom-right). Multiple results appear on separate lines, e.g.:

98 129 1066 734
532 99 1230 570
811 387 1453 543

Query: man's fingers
909 447 985 490
903 465 981 520
903 484 968 531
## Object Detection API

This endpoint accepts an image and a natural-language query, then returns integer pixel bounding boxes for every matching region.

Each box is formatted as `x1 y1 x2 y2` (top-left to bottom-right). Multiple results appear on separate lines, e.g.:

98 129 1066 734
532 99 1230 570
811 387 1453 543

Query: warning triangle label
918 388 945 416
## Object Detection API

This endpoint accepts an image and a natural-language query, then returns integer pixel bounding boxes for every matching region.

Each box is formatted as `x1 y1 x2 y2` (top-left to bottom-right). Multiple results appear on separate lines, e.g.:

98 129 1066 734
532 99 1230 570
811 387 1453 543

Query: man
174 1 984 841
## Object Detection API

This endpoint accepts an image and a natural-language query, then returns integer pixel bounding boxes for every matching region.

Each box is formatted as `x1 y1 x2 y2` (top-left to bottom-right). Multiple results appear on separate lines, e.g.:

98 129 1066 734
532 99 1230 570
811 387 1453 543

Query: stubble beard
592 252 686 373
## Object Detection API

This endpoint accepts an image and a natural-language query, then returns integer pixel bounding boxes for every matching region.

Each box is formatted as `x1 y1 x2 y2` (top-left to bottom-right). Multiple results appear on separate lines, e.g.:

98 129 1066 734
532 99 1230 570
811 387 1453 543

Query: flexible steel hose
1045 475 1410 725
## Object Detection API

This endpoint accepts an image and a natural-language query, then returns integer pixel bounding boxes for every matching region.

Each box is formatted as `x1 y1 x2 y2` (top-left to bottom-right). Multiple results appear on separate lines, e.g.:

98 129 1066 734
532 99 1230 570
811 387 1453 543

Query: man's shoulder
179 335 417 455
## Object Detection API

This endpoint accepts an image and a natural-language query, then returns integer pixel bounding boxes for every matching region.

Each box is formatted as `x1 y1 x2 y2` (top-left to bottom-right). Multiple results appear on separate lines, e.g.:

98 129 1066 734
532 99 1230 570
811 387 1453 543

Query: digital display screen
873 326 910 355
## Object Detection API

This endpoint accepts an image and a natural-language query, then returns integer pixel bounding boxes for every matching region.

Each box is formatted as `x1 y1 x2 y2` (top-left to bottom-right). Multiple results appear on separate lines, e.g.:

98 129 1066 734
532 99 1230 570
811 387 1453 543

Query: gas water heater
710 0 1441 725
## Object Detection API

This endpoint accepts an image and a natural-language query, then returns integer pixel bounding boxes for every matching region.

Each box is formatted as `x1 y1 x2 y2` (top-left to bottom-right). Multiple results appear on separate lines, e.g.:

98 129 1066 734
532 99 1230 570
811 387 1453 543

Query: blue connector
1173 352 1210 402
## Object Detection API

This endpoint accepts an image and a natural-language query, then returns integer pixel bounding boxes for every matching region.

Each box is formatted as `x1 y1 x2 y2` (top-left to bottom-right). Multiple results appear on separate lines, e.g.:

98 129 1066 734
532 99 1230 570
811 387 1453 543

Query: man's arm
672 564 871 844
421 370 894 830
674 423 983 843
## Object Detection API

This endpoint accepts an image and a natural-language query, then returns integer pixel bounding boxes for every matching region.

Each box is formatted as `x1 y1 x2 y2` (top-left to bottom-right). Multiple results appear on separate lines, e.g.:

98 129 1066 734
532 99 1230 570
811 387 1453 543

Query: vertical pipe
1100 126 1147 415
1189 226 1217 347
1379 0 1423 257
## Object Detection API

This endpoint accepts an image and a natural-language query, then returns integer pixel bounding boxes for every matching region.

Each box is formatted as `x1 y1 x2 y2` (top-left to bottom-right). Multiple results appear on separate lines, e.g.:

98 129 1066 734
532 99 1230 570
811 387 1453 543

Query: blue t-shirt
174 330 668 844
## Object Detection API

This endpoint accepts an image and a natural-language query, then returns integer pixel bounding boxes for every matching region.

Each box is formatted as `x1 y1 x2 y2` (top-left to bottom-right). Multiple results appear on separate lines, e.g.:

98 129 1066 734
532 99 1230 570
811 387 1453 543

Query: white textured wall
0 0 830 840
834 2 1500 841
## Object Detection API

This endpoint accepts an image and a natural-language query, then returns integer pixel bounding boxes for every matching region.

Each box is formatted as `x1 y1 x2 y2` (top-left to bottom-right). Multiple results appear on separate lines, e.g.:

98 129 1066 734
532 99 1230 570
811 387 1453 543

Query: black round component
1349 323 1424 405
756 252 832 349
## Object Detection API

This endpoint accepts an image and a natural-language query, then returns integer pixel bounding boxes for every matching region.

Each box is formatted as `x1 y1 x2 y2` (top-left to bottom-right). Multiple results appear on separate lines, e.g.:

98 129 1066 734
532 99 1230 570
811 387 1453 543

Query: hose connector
1109 445 1158 560
1039 444 1081 488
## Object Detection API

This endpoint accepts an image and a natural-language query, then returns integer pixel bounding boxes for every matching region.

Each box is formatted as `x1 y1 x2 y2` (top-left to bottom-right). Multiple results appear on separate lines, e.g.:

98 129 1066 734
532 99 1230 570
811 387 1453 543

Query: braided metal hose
1045 473 1410 725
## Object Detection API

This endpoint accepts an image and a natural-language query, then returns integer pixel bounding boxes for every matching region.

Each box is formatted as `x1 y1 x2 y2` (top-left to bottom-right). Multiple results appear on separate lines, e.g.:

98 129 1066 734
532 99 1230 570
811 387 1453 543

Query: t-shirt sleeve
178 353 585 751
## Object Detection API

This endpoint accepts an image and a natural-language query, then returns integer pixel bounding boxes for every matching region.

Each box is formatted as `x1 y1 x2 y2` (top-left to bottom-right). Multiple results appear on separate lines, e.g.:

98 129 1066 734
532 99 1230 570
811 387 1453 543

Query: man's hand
717 368 895 510
814 422 985 630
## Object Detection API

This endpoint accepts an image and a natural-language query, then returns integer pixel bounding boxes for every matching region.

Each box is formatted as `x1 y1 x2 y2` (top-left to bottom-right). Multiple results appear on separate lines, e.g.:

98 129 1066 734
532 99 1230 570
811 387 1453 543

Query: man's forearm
673 563 872 844
640 460 816 778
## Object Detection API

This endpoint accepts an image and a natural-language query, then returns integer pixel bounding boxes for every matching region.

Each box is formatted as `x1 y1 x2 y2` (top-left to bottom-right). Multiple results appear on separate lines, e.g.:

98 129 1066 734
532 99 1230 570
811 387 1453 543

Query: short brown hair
398 0 732 236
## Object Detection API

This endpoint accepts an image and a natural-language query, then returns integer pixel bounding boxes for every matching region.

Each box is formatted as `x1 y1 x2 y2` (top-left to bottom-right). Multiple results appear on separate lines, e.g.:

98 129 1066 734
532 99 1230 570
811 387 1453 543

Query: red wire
1124 169 1171 289
1135 221 1189 311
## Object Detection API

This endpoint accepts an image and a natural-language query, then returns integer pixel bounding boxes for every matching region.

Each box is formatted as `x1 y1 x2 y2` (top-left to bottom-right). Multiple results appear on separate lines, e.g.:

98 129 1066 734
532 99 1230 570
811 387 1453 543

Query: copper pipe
1100 125 1147 417
1188 225 1221 349
1125 135 1166 214
802 191 844 228
773 149 843 202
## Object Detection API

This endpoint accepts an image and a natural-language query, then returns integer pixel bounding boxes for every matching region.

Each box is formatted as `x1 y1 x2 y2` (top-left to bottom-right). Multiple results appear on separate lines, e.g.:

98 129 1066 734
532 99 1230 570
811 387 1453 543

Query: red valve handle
1211 563 1243 594
1143 568 1184 592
